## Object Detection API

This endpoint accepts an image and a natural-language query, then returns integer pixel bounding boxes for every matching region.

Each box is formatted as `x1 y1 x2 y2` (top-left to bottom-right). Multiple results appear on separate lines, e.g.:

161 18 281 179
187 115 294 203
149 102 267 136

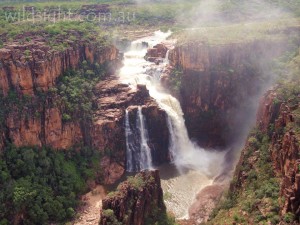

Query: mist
172 0 299 180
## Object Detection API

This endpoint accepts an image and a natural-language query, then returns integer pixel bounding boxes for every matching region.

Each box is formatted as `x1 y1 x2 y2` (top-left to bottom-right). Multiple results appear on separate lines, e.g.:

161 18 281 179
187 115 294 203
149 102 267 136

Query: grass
173 17 300 45
0 0 300 44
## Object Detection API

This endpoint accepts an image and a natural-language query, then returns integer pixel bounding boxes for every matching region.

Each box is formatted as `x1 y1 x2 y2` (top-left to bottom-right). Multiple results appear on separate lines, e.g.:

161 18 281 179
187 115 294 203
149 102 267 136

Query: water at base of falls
120 30 225 218
125 107 152 172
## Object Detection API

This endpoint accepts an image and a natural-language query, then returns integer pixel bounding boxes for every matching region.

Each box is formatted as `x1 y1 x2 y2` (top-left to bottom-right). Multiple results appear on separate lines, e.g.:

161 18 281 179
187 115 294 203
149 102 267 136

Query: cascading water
120 31 224 218
125 107 152 172
125 109 135 172
137 106 152 170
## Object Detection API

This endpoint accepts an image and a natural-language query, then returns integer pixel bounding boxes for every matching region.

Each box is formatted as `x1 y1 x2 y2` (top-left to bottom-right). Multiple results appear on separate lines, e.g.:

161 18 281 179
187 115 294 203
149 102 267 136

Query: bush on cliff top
0 144 100 224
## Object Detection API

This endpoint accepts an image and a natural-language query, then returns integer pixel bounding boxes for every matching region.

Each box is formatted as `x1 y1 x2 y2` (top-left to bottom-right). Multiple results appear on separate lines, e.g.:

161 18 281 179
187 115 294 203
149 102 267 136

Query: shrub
0 145 101 224
127 176 145 189
284 212 295 223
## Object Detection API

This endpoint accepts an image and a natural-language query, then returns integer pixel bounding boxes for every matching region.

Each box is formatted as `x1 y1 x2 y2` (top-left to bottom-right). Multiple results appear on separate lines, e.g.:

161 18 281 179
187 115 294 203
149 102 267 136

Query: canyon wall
0 42 118 96
100 170 166 225
92 80 169 183
168 40 284 148
257 90 300 218
230 88 300 222
0 41 119 150
0 40 169 184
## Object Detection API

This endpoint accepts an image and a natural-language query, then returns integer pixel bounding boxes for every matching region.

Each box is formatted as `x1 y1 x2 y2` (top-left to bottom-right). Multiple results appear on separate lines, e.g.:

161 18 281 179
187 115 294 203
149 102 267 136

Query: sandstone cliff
91 79 169 184
257 90 300 219
0 38 119 149
213 88 300 224
0 37 170 184
100 170 166 225
0 41 118 96
168 40 285 148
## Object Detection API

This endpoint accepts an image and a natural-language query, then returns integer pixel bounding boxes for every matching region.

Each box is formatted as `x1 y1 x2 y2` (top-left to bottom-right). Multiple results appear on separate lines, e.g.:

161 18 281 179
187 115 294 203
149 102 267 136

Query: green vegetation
55 60 109 123
174 18 300 45
0 59 109 133
0 144 101 224
127 175 146 189
144 205 179 225
102 209 122 225
0 0 299 45
169 67 183 93
208 128 281 224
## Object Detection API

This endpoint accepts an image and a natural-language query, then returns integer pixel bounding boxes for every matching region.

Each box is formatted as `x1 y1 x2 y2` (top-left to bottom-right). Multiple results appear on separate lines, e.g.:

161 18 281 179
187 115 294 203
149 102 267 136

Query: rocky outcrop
233 89 300 220
0 36 170 184
100 170 166 225
263 98 300 218
145 43 169 65
168 40 285 148
92 78 169 183
5 104 82 149
0 41 118 96
0 40 119 150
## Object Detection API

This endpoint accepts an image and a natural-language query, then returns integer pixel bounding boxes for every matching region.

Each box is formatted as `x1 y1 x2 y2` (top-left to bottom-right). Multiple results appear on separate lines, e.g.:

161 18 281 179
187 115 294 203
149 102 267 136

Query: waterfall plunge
121 31 224 176
121 30 225 218
125 107 152 172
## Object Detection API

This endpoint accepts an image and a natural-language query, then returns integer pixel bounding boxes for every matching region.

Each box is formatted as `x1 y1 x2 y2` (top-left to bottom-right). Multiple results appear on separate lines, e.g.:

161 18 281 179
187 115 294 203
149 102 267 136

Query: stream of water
119 31 225 218
125 107 152 172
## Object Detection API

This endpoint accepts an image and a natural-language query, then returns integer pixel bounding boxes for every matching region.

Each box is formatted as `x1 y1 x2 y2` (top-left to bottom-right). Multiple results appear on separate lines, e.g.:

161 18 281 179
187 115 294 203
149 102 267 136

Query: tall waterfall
125 109 135 172
125 107 152 172
121 31 224 176
137 107 152 170
121 30 225 218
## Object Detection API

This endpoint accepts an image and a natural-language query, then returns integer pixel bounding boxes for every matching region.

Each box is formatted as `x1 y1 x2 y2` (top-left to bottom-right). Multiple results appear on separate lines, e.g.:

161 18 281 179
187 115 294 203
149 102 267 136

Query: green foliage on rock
56 61 107 123
0 144 100 224
169 67 183 93
208 129 280 224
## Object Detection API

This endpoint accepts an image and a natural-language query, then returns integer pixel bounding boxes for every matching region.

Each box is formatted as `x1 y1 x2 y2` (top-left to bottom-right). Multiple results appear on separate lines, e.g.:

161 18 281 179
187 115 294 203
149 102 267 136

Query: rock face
257 91 300 218
0 40 169 184
0 42 118 96
168 40 285 148
100 170 166 225
145 43 169 65
92 79 169 183
233 89 300 219
0 41 119 150
5 103 83 149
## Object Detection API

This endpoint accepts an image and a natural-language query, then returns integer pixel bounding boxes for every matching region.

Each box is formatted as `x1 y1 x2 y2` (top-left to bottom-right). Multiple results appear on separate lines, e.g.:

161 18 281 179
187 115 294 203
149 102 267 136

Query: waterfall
164 49 170 64
137 106 152 170
125 108 152 172
125 109 135 172
120 31 224 176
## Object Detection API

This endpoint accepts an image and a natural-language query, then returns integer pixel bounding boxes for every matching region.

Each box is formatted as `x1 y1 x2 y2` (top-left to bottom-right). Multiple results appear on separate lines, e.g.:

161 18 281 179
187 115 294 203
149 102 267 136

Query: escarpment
0 37 170 184
257 90 300 219
91 79 169 184
100 170 167 225
168 40 285 148
0 41 118 96
220 87 300 224
0 39 119 149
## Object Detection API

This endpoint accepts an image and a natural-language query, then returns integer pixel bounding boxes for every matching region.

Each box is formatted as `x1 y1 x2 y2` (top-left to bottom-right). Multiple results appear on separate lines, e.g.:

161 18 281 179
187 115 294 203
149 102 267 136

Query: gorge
0 1 300 225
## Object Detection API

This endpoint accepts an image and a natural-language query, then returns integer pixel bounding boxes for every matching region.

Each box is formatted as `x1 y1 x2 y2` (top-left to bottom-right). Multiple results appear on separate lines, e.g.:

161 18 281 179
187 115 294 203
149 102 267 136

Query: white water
137 106 153 170
125 107 152 172
120 31 224 217
125 109 134 172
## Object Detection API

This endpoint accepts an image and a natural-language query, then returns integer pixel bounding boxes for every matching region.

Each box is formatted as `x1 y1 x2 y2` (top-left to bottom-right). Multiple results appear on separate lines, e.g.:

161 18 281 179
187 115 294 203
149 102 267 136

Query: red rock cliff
168 40 285 148
0 41 119 150
257 90 300 218
100 170 166 225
